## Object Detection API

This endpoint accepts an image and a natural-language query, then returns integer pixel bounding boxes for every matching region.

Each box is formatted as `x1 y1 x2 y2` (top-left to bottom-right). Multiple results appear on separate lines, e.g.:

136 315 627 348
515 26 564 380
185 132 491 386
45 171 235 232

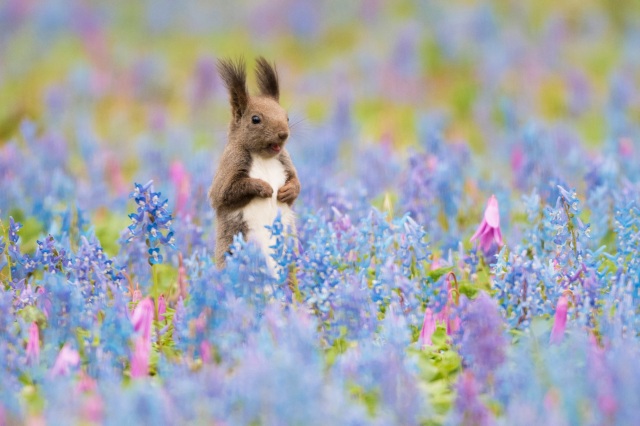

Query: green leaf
346 382 379 417
325 326 352 368
18 305 46 326
427 266 453 282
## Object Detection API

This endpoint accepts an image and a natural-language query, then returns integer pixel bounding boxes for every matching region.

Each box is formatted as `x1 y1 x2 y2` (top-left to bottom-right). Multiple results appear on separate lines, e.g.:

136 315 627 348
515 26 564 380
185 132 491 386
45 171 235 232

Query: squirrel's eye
287 116 289 122
251 115 261 124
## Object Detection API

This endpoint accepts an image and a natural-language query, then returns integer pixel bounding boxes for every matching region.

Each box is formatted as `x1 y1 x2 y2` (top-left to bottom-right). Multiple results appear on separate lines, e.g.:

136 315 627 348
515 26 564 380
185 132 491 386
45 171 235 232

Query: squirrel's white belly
243 155 296 271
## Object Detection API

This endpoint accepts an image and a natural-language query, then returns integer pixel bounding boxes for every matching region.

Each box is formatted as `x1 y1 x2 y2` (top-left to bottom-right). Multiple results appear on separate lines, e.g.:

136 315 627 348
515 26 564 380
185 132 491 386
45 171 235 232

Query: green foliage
347 381 379 417
150 264 178 299
412 325 461 423
18 305 47 328
93 210 130 257
325 326 353 368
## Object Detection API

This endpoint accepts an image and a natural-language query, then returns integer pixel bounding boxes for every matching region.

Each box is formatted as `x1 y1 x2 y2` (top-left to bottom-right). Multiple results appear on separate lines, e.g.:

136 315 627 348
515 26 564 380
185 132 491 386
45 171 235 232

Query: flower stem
0 219 12 285
152 263 159 295
562 200 578 260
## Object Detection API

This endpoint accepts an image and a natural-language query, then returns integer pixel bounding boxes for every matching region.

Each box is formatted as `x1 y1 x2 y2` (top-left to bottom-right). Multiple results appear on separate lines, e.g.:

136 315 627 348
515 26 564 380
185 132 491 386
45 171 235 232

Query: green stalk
0 220 13 285
152 263 159 295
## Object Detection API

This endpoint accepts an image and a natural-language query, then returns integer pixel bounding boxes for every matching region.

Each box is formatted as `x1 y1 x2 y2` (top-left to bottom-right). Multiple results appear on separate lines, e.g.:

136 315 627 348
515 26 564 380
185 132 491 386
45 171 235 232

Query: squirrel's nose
277 131 289 141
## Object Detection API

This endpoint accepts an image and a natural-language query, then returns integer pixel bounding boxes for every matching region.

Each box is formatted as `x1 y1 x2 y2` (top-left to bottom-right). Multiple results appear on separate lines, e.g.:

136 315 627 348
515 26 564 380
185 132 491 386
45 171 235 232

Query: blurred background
1 0 640 253
2 0 639 147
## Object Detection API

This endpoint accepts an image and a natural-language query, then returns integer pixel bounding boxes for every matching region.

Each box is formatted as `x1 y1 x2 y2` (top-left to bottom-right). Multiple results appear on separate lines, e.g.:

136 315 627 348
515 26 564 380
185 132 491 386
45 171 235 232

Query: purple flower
470 195 504 252
451 371 495 426
458 292 506 384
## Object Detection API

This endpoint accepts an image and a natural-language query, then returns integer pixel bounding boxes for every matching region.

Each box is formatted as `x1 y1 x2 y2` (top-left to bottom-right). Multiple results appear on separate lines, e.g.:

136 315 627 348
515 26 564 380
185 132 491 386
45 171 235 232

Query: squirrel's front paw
256 180 274 198
277 183 298 205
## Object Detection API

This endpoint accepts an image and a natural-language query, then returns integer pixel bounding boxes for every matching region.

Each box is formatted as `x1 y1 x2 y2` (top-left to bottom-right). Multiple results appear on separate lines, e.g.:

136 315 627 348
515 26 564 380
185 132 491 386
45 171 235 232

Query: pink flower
81 395 104 424
419 308 437 347
26 322 40 365
131 297 154 341
77 372 97 393
421 273 461 348
510 145 524 174
619 137 633 157
550 293 569 344
436 304 461 336
170 161 191 215
470 195 504 252
130 336 150 378
130 298 154 379
200 341 212 364
157 294 167 322
132 287 142 304
50 344 80 377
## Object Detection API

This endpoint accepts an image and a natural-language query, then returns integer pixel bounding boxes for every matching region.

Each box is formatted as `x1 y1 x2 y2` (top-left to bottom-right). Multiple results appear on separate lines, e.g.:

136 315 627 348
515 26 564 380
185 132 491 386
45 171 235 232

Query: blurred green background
1 0 639 157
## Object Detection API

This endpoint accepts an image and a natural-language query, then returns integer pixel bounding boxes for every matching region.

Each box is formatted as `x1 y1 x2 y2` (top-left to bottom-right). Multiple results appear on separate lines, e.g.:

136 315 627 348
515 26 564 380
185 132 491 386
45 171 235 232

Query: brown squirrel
209 57 300 268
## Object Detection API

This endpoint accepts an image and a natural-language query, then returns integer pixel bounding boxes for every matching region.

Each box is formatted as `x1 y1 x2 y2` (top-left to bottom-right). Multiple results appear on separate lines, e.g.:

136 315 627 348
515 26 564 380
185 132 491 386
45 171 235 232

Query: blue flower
130 180 153 199
128 211 144 225
146 223 159 244
8 217 21 244
148 247 163 265
159 231 176 249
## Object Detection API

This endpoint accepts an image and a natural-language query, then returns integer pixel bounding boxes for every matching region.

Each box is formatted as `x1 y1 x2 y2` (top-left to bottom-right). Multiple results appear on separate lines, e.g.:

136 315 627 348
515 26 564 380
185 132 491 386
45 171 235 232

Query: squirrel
209 57 300 269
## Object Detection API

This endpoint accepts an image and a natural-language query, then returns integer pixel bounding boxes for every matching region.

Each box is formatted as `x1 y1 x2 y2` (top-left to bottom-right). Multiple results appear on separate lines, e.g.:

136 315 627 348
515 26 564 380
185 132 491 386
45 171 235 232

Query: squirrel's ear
255 57 279 101
217 57 248 122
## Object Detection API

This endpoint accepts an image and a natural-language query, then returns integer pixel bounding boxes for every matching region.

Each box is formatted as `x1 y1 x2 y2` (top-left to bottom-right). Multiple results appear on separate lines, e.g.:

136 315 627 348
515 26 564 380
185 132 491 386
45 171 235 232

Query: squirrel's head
217 57 289 158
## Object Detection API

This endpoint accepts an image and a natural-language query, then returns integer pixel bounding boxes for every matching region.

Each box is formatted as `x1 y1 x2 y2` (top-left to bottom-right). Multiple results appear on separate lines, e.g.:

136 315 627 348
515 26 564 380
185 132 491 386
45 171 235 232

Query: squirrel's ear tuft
255 57 279 101
217 57 248 122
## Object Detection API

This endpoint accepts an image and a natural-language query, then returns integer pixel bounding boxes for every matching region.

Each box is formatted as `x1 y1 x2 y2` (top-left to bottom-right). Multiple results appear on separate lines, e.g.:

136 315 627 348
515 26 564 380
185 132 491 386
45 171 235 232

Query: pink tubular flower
26 322 40 365
157 294 167 322
132 287 142 304
419 308 437 347
421 273 461 348
130 336 150 378
471 195 504 252
437 273 461 335
130 297 154 378
550 293 569 344
200 341 212 364
50 344 80 377
131 298 154 342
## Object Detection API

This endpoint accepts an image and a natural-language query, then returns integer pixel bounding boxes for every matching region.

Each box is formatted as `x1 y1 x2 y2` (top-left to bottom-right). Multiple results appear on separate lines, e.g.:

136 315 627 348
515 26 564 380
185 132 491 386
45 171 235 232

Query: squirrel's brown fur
209 57 301 267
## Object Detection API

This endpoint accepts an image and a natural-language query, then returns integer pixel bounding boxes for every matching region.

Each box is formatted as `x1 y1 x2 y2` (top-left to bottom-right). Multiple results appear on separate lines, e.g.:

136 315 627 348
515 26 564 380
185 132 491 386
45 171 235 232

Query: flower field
2 1 640 424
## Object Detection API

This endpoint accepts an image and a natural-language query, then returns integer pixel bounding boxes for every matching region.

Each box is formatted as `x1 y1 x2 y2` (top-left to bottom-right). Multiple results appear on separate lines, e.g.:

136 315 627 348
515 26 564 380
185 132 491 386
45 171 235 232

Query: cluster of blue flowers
126 180 176 265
